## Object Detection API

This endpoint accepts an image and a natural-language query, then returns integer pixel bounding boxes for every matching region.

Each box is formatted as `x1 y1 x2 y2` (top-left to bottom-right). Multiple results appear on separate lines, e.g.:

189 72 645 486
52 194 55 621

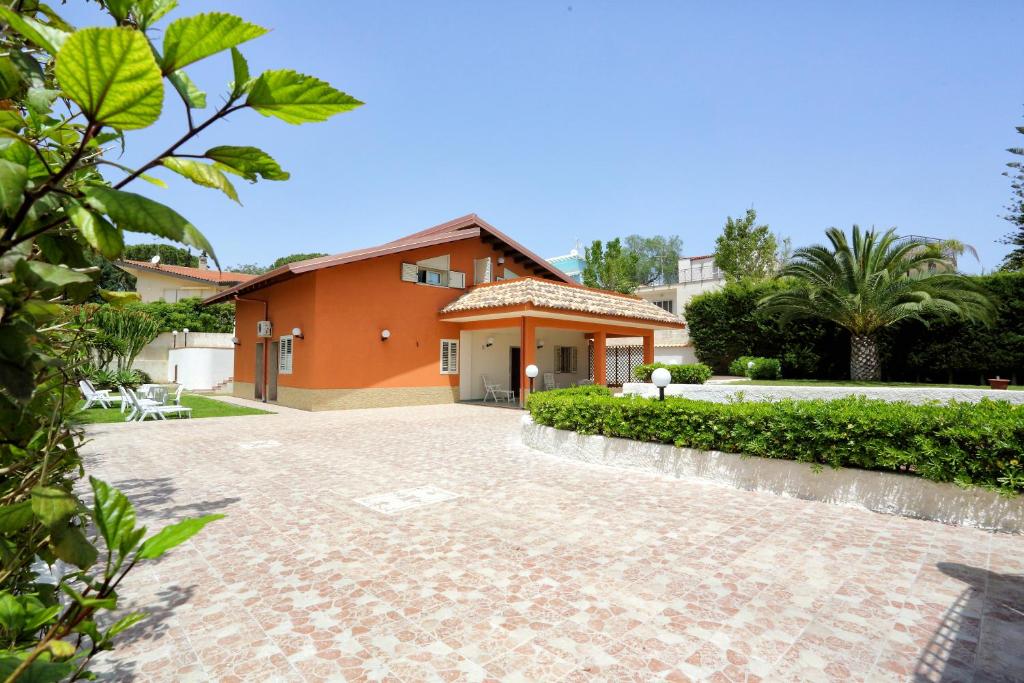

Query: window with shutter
554 345 578 373
400 262 418 282
473 258 492 284
279 335 293 374
440 339 459 374
448 270 465 288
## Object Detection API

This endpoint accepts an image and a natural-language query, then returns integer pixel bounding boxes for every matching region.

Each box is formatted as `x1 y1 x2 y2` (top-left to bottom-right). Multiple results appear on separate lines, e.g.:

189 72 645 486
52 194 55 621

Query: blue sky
63 1 1024 272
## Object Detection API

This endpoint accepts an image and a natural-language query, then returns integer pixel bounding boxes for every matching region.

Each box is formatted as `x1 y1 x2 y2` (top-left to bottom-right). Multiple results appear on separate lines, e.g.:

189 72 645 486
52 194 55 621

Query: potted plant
989 376 1011 390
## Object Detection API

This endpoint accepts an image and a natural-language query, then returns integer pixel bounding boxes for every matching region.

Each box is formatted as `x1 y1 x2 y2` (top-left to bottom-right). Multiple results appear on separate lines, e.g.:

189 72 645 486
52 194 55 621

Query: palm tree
761 226 994 381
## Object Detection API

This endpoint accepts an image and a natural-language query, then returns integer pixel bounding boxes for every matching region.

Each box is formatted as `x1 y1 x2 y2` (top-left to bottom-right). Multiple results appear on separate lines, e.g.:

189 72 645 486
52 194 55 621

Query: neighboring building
607 254 725 370
546 248 586 283
116 256 256 303
204 214 684 411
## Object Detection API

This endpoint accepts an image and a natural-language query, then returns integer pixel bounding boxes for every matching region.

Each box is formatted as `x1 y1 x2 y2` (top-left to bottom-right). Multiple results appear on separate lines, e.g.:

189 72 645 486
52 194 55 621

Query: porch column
643 332 655 364
520 316 537 405
593 331 607 386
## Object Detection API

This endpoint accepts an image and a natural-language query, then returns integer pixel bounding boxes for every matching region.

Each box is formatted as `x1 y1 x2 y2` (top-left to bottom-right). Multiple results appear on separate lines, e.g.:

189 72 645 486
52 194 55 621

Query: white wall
133 332 235 383
458 327 589 400
166 347 235 390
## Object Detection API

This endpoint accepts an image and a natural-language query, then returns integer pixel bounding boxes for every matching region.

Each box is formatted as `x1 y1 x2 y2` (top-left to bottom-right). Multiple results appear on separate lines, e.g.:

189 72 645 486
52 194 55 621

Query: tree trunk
850 334 881 381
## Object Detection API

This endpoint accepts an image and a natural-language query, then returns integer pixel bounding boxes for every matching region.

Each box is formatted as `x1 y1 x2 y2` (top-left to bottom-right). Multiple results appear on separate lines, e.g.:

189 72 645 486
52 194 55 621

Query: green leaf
0 58 23 100
55 27 164 130
14 260 93 293
106 612 145 638
0 159 27 216
82 186 217 264
51 527 99 569
162 157 239 202
105 0 135 22
230 47 250 97
161 12 267 74
0 657 74 683
204 145 289 181
0 7 70 55
0 501 34 534
59 584 114 609
30 487 77 529
0 593 25 632
138 514 223 559
137 0 178 29
68 204 123 260
168 70 207 109
90 477 139 556
246 70 363 124
99 290 141 305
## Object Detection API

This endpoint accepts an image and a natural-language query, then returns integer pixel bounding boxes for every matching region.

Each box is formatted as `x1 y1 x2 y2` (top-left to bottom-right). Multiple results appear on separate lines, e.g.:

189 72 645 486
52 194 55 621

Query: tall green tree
999 116 1024 271
583 238 640 293
760 226 994 380
228 251 329 275
122 243 198 266
713 208 779 281
0 2 360 678
624 235 682 285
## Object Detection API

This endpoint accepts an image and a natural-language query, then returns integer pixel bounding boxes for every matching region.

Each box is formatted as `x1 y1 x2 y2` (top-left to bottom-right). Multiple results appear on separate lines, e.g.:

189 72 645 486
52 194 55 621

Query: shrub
542 385 613 398
83 367 147 389
633 363 712 384
526 391 1024 495
728 356 756 377
747 357 782 380
131 298 236 333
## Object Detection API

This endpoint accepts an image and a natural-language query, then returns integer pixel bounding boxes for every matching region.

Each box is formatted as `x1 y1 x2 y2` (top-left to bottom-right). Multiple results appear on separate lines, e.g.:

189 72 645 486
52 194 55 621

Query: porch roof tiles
440 277 685 326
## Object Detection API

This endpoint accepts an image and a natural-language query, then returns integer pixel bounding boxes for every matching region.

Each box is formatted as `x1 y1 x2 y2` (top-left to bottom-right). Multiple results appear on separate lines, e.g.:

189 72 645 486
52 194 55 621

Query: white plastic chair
482 375 514 403
126 388 191 421
80 380 122 409
170 384 185 405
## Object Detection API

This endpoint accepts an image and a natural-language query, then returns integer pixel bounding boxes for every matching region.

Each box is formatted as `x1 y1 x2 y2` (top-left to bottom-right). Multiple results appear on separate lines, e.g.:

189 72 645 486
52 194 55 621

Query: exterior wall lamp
292 327 304 340
231 336 240 346
525 363 539 395
652 367 671 401
484 336 494 348
536 339 545 349
182 328 189 348
380 329 391 341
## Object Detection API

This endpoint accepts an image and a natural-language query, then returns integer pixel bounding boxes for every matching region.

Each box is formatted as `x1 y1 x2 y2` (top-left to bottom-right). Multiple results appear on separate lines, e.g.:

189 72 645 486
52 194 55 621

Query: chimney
198 251 209 270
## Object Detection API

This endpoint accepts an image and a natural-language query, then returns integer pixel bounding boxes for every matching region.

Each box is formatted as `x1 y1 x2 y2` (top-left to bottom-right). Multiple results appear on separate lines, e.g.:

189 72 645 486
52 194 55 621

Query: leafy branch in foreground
0 1 361 679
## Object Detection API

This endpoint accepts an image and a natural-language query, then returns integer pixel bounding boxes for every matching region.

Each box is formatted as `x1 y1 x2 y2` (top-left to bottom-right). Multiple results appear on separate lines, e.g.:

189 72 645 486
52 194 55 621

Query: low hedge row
526 389 1024 494
633 362 713 384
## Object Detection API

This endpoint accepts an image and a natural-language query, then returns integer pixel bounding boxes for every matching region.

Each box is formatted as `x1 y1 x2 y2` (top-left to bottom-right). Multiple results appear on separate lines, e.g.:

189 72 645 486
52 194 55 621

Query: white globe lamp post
651 367 671 401
525 364 539 397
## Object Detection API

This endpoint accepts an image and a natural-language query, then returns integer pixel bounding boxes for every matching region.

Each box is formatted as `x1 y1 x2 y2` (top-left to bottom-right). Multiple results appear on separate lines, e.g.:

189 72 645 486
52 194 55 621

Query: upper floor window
652 300 674 314
417 268 448 286
474 258 492 285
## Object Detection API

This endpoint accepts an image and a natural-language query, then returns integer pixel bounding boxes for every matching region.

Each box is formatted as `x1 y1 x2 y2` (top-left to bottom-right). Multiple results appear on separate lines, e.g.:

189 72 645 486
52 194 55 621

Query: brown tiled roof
118 260 256 285
440 278 685 326
202 214 574 304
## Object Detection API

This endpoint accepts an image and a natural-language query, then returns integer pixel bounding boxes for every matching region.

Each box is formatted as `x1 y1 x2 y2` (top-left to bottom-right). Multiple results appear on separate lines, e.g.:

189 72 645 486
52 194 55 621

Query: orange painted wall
234 235 531 391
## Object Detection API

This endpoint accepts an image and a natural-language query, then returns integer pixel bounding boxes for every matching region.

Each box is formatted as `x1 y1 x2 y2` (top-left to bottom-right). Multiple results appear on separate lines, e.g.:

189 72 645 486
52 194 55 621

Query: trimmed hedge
727 356 782 380
526 389 1024 494
633 362 713 384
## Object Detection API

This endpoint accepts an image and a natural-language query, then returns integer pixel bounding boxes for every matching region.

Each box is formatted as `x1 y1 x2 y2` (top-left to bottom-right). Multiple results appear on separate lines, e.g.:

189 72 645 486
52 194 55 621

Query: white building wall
133 332 235 387
459 327 589 400
166 347 235 390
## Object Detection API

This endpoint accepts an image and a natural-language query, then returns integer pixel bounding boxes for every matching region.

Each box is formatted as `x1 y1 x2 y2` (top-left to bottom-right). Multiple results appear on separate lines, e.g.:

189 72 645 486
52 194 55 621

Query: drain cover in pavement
354 485 459 514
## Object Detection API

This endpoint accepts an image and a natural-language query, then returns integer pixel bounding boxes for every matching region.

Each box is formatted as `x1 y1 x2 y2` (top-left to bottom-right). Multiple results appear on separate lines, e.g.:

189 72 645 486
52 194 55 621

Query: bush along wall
728 356 782 380
525 389 1024 495
633 363 713 384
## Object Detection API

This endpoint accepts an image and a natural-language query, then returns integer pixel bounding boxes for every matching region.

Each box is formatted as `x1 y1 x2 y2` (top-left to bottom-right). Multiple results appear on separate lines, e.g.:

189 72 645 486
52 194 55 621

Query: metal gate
588 343 644 386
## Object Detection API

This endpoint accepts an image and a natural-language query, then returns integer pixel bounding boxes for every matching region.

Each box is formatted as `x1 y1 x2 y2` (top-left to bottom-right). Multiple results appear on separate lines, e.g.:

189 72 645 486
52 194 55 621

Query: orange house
204 215 685 411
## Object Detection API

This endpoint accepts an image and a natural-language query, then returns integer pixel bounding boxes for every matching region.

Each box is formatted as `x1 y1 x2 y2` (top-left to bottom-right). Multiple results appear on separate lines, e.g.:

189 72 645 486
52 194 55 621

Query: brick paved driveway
83 402 1023 682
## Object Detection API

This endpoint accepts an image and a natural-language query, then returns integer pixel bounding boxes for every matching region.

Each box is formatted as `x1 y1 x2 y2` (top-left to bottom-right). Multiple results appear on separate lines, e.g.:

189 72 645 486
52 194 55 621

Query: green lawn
727 378 1023 391
75 394 272 424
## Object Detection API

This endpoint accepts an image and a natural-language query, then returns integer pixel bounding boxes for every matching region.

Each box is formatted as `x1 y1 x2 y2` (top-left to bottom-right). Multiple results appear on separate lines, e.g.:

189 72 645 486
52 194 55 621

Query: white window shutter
474 258 492 285
279 335 293 374
401 262 418 282
440 339 459 374
448 270 465 289
571 346 578 373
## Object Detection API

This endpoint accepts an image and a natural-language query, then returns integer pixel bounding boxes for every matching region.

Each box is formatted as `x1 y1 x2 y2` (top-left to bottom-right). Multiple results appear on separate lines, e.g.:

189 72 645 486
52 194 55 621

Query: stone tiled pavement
82 402 1024 682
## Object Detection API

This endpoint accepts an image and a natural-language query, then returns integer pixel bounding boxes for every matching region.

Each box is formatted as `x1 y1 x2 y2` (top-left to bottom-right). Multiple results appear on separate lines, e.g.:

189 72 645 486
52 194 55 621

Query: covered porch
439 277 685 406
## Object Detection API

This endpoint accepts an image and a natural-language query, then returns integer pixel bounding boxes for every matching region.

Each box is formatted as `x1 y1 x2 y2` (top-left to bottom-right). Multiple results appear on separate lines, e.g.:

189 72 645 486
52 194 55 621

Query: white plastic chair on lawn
169 384 185 405
542 372 558 391
126 388 192 421
481 375 514 403
79 380 121 409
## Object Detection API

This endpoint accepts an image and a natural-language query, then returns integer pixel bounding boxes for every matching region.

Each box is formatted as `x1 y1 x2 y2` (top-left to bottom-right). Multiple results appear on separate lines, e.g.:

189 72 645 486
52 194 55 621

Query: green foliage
0 1 359 677
132 297 235 332
121 243 197 266
713 208 778 281
161 157 239 203
623 235 682 285
999 113 1024 271
685 279 847 378
82 366 146 390
632 362 712 384
270 252 327 269
761 226 996 380
582 238 640 293
527 392 1024 495
204 146 289 182
747 357 782 380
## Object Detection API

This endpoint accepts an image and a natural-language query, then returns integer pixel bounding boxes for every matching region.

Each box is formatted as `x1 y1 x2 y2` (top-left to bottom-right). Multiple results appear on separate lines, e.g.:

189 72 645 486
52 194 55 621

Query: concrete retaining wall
520 416 1024 533
621 382 1024 405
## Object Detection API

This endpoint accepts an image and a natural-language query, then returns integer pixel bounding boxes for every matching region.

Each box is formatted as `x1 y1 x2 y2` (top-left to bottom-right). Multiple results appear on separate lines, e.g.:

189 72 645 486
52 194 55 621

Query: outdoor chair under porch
481 375 515 403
